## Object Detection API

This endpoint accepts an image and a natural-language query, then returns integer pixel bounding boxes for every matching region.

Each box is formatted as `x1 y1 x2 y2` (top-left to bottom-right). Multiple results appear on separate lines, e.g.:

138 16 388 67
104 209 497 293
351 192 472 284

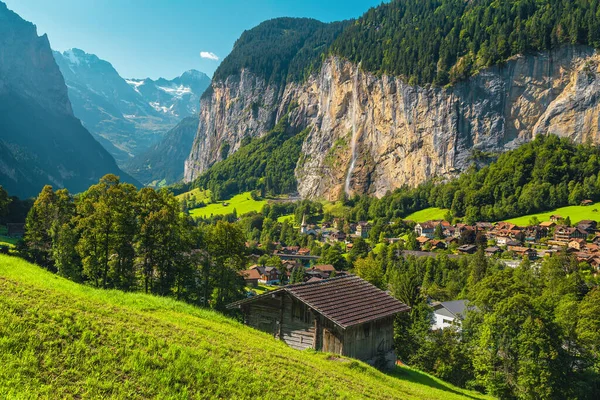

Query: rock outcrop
185 45 600 200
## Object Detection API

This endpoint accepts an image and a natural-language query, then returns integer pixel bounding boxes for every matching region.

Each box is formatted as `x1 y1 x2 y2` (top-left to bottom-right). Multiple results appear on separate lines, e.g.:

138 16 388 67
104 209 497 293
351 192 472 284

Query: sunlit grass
189 192 267 219
404 208 449 222
0 255 490 399
504 202 600 225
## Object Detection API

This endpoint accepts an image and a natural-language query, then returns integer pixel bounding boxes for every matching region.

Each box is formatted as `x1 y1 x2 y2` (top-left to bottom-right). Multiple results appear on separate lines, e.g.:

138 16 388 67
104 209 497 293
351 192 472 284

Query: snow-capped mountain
53 48 210 166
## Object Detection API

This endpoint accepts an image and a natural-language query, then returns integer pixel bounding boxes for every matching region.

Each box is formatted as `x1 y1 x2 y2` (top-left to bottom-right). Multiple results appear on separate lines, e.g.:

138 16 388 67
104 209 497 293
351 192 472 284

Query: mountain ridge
0 1 138 198
53 48 210 166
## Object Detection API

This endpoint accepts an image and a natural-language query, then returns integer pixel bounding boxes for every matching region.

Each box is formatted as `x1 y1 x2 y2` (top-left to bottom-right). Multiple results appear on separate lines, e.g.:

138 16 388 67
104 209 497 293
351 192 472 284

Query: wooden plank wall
244 296 281 337
280 294 315 351
342 317 395 362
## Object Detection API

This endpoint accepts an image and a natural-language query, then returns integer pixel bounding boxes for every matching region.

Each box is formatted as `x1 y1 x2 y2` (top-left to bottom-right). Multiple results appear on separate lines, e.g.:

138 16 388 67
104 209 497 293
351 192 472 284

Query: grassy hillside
0 255 490 399
504 202 600 226
189 192 267 219
404 208 449 223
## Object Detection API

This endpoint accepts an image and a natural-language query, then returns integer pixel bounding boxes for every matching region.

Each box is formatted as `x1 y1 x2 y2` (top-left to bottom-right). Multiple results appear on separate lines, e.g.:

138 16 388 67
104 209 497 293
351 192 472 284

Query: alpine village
4 0 600 399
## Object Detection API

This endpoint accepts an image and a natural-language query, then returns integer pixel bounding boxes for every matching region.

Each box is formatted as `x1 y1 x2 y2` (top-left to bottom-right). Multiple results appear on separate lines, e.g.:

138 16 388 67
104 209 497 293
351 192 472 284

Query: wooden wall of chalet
280 295 315 351
242 293 316 351
342 316 395 364
244 296 280 336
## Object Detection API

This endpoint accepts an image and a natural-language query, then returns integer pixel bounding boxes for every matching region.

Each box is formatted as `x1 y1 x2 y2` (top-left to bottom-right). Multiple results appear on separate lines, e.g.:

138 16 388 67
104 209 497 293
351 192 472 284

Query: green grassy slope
189 192 267 219
503 202 600 225
404 208 449 223
0 255 490 399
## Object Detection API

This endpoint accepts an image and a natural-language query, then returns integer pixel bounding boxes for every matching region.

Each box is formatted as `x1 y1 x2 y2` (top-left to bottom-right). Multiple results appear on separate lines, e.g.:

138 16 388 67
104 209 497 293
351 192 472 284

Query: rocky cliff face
185 45 600 200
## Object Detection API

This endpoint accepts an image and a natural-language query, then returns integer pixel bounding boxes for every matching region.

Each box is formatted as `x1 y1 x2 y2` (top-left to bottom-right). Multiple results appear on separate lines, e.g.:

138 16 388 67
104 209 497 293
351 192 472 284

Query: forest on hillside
209 18 349 88
187 114 308 201
331 0 600 85
340 135 600 223
209 0 600 89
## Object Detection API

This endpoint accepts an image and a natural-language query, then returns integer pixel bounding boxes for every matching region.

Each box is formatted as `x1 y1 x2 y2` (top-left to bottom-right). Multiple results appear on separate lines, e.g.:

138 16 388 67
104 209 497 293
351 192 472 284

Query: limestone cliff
185 46 600 200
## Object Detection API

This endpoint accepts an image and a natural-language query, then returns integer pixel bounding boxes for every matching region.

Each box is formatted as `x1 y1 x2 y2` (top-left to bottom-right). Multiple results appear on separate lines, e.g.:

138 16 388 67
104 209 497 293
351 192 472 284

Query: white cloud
200 51 219 61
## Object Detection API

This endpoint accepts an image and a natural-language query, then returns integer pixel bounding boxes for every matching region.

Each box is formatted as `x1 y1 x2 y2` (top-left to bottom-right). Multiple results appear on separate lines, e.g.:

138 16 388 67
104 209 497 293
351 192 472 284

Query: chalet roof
416 236 430 244
312 264 335 272
227 275 410 328
434 300 473 319
240 269 261 280
539 221 556 227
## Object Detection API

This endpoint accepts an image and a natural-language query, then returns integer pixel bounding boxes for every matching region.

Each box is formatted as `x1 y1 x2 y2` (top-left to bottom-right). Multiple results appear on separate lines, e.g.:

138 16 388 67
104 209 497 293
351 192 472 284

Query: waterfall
344 67 360 196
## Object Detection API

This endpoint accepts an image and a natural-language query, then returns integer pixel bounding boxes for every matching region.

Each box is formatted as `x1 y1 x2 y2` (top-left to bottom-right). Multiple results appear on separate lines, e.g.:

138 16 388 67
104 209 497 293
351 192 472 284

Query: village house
568 239 587 251
329 231 347 243
484 246 502 257
414 222 437 239
416 236 430 249
581 199 594 206
539 221 556 229
240 269 261 287
307 264 337 279
250 265 281 285
356 221 372 239
457 244 477 254
495 236 512 246
428 239 446 250
523 226 548 242
432 300 471 330
507 246 537 259
550 215 563 223
554 225 587 243
227 275 410 369
577 220 597 235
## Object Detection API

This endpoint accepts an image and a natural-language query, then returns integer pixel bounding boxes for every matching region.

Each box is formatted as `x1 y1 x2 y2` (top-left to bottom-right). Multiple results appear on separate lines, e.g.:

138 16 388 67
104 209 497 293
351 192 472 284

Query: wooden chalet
240 269 261 287
227 275 410 369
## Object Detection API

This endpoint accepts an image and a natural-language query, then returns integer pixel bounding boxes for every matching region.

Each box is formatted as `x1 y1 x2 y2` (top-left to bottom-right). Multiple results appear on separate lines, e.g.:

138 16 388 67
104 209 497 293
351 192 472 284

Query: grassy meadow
403 208 449 223
189 192 267 219
503 202 600 225
0 254 491 399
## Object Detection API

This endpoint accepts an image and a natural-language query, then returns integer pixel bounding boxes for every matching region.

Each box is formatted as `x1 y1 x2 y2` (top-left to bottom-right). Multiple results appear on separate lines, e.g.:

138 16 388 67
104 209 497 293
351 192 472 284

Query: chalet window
443 319 453 325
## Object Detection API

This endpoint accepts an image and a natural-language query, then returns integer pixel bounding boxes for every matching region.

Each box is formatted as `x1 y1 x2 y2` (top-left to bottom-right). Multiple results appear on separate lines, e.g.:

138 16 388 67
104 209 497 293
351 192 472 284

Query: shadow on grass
387 366 484 400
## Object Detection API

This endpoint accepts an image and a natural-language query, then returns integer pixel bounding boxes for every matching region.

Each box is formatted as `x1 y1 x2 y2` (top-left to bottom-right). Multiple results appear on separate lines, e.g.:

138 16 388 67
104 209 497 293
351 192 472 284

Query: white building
432 300 470 330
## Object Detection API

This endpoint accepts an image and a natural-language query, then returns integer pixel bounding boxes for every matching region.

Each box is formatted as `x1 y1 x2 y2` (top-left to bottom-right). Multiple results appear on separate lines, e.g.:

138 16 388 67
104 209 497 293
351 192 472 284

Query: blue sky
5 0 384 80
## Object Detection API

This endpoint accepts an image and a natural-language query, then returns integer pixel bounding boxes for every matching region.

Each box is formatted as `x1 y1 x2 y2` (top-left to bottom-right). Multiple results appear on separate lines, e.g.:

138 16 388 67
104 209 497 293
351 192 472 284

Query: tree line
20 175 249 311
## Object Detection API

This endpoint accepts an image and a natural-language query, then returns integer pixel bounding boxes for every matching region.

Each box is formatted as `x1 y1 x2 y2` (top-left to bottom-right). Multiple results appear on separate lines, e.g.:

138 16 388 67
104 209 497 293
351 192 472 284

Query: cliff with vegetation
185 1 600 200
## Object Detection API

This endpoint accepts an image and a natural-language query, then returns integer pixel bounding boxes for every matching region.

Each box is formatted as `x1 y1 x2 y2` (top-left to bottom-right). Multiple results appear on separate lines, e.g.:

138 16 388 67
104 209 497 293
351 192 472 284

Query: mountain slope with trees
330 0 600 85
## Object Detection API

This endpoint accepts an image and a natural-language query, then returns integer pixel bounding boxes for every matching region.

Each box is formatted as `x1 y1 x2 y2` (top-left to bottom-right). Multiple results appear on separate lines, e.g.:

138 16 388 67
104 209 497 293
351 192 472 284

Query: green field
504 202 600 225
0 255 489 399
323 201 351 219
404 208 449 222
277 214 295 223
176 188 211 203
189 192 267 219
